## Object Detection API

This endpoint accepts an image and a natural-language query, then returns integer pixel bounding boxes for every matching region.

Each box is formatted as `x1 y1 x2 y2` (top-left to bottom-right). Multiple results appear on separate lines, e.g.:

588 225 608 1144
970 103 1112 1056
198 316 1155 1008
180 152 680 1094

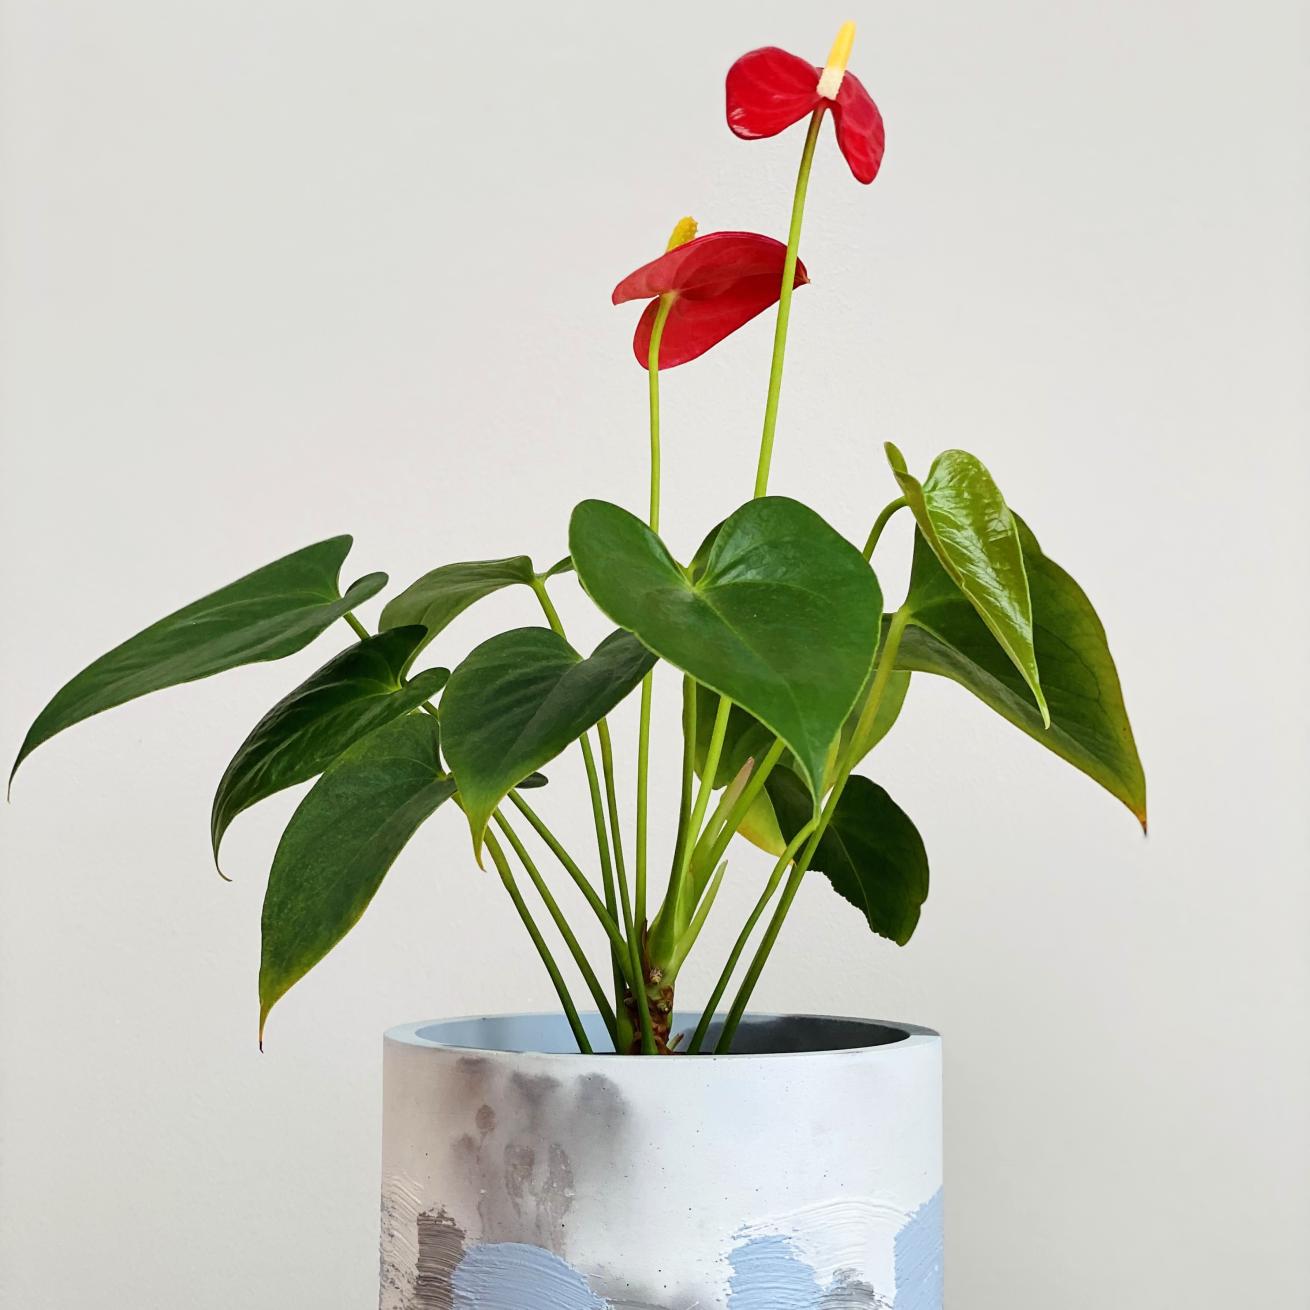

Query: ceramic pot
380 1012 943 1309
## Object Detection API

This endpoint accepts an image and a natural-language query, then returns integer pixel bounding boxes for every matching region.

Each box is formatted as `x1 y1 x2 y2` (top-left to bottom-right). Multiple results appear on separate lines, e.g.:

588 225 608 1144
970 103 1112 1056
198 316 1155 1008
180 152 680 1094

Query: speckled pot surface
380 1012 942 1309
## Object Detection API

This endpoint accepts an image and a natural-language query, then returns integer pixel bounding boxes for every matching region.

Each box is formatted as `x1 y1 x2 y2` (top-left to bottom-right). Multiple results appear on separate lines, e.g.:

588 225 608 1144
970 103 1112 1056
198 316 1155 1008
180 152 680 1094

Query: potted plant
11 23 1144 1309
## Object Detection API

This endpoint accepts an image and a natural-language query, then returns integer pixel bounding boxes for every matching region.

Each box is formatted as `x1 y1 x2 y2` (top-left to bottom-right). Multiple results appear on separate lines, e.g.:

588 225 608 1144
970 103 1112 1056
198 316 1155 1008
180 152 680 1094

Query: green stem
715 606 913 1053
492 811 617 1043
688 817 817 1055
646 296 672 533
670 677 698 883
599 721 656 1054
531 577 628 1035
653 695 732 962
634 296 673 957
507 791 630 976
484 829 592 1055
344 611 371 641
753 106 826 500
692 738 785 894
863 496 907 560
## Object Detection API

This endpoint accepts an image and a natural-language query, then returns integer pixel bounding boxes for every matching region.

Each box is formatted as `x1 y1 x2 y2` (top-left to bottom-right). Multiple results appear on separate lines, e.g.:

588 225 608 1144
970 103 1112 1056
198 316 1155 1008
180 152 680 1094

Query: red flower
726 35 885 185
612 232 809 369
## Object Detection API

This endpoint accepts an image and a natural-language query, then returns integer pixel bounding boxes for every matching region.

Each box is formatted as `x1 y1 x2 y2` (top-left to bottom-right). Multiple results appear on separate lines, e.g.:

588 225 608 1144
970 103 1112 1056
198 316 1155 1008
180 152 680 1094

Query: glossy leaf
12 536 385 783
440 626 654 852
769 767 929 946
379 556 536 662
889 444 1048 727
259 713 456 1039
898 518 1146 826
570 497 882 797
211 628 448 863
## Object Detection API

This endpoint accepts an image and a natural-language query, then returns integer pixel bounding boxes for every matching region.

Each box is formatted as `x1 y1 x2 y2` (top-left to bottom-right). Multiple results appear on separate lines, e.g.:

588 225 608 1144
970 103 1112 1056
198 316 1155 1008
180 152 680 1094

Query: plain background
2 2 1307 1306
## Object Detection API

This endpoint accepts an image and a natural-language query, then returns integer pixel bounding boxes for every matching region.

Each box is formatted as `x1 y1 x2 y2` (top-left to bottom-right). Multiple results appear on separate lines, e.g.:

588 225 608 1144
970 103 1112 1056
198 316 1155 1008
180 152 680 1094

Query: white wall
2 3 1307 1306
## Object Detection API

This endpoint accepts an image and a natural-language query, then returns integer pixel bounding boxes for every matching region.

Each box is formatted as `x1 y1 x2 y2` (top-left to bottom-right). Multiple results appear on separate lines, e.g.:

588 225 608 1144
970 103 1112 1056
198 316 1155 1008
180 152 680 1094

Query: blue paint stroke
893 1188 944 1310
727 1233 826 1309
452 1241 608 1310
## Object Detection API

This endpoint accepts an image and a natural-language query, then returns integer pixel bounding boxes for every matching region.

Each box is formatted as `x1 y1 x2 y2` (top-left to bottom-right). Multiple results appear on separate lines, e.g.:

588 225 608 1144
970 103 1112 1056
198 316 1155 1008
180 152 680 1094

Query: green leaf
570 497 882 797
12 536 385 783
379 556 537 662
889 444 1048 727
769 767 929 946
211 627 448 863
440 626 654 852
898 516 1146 826
258 713 456 1040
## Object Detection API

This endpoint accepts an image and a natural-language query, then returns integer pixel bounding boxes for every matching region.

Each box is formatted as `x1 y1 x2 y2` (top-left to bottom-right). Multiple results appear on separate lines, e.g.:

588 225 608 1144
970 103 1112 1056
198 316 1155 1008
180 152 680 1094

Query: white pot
380 1013 943 1309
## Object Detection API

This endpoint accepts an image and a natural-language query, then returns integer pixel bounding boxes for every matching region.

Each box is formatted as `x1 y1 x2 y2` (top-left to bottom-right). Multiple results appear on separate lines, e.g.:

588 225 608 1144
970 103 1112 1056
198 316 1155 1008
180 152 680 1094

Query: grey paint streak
446 1063 629 1252
414 1208 466 1310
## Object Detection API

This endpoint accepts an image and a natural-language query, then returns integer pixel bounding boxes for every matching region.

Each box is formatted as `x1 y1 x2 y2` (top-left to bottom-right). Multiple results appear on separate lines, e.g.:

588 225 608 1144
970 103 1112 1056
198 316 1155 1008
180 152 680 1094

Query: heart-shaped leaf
439 626 655 852
898 516 1146 826
888 444 1048 727
12 536 385 783
379 556 537 662
570 497 882 797
211 627 448 863
259 713 456 1039
769 766 929 946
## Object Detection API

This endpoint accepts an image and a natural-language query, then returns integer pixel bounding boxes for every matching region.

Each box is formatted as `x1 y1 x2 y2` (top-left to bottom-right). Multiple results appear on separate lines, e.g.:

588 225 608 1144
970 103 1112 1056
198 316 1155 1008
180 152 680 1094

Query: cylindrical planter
380 1012 942 1309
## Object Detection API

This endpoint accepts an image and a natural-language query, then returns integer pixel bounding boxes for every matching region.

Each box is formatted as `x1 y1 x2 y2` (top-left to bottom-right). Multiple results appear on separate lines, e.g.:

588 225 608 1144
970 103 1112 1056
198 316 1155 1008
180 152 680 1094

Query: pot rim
385 1010 939 1062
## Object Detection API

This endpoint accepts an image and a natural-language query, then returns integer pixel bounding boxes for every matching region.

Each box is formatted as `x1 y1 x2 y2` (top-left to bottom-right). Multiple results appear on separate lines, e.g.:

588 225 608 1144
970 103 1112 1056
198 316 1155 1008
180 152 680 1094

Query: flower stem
863 496 907 560
484 828 592 1055
492 810 617 1044
715 606 912 1053
753 106 826 500
635 295 673 957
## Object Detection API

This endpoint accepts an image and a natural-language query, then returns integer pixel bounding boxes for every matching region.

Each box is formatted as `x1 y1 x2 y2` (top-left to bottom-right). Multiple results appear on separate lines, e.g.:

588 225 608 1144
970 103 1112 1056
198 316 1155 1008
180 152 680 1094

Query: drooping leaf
570 497 882 797
258 713 456 1039
439 626 654 852
898 517 1146 826
211 627 448 863
12 536 385 783
769 766 929 946
379 556 537 662
888 444 1048 727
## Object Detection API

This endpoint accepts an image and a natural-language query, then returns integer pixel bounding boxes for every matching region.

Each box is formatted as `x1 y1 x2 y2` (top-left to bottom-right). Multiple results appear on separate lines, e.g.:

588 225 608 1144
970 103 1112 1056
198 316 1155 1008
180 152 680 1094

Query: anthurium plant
12 25 1144 1056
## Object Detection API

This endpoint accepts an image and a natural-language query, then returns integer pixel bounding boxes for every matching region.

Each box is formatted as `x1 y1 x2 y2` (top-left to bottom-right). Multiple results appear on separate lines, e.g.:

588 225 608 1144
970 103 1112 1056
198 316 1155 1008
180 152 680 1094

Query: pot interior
406 1011 917 1056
